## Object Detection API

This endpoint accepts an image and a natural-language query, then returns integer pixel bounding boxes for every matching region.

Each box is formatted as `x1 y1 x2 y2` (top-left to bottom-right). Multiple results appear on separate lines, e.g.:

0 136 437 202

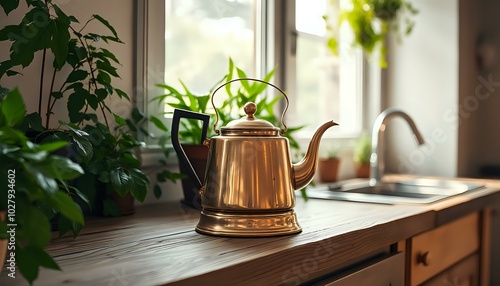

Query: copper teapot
172 78 337 237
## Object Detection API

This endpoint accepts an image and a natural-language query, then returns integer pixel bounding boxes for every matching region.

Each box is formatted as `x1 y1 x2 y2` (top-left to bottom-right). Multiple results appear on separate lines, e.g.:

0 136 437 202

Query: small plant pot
318 158 340 182
178 144 209 209
0 211 7 271
113 192 135 216
355 163 370 178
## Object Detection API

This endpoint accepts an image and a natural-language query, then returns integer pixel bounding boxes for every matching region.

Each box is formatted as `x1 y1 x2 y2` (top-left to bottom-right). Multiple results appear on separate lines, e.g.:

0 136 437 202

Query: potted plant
153 78 221 209
154 58 304 207
318 149 341 182
0 88 85 284
72 115 150 216
353 131 371 178
324 0 418 67
0 0 151 216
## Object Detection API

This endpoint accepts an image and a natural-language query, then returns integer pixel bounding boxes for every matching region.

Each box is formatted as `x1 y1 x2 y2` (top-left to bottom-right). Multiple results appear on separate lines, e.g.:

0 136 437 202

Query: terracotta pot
0 211 7 272
178 144 209 209
318 158 340 182
355 163 370 178
112 192 135 216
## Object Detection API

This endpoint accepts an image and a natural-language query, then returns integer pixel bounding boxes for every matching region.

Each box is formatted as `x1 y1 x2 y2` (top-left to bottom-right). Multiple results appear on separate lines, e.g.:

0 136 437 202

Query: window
137 0 368 150
163 0 257 95
289 0 363 137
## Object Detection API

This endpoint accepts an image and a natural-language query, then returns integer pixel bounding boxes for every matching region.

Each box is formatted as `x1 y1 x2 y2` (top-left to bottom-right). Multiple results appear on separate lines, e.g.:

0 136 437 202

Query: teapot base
196 209 302 237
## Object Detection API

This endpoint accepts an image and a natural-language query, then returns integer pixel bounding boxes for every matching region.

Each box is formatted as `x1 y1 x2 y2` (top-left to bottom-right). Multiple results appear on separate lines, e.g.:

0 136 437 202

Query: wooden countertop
2 177 500 286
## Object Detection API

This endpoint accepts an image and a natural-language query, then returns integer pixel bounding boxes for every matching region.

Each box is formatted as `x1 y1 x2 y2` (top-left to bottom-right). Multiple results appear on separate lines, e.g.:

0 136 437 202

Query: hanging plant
325 0 418 68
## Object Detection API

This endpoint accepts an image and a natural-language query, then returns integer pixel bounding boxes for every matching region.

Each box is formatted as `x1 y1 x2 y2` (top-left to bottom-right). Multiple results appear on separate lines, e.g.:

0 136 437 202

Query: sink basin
307 179 484 204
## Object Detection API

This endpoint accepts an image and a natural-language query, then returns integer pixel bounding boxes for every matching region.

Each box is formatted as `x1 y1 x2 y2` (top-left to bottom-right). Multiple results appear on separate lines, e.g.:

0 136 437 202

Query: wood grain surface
1 176 499 286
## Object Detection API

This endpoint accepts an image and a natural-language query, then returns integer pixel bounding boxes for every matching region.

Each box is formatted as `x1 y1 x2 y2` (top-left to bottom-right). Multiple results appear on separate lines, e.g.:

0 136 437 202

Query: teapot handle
210 78 290 135
171 109 210 189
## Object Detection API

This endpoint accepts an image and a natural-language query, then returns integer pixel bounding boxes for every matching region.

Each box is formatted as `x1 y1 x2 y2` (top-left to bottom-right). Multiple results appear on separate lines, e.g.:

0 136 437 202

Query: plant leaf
0 60 14 78
93 14 120 40
225 58 234 96
71 220 83 237
95 88 108 101
17 206 51 248
51 91 63 99
110 168 131 197
66 70 88 83
97 70 111 84
153 184 162 199
235 67 251 91
37 141 68 152
17 246 61 284
31 247 61 270
131 107 145 122
67 92 86 122
46 155 84 180
113 113 126 126
16 247 40 283
58 214 72 237
5 70 20 76
50 191 84 224
1 87 26 126
129 169 149 202
72 136 93 162
150 115 168 132
115 88 129 101
19 111 44 132
85 93 98 109
96 61 118 78
68 15 79 23
0 0 20 15
100 48 120 63
52 6 71 68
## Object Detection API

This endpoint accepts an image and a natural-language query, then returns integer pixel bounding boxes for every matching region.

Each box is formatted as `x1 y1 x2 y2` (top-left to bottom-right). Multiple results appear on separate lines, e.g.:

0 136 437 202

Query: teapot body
201 136 295 211
171 78 338 236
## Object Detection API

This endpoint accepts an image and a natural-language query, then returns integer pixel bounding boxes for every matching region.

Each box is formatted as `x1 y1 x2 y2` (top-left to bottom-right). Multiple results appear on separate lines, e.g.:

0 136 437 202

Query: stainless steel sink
307 179 484 204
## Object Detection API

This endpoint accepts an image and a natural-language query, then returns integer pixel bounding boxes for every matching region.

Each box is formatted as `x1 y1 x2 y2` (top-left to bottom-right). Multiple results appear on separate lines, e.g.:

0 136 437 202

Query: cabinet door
410 212 479 286
422 254 479 286
321 252 405 286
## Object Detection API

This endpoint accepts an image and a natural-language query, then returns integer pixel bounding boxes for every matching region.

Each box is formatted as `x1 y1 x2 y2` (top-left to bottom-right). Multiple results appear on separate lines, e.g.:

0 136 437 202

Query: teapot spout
292 121 338 190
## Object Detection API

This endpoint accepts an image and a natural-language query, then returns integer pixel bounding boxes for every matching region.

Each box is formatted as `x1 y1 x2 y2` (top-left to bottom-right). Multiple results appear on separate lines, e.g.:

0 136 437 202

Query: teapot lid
220 102 280 136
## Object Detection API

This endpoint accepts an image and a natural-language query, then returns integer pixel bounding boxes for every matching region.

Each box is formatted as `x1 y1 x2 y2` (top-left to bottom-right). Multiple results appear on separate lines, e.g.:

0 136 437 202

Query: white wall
383 0 459 178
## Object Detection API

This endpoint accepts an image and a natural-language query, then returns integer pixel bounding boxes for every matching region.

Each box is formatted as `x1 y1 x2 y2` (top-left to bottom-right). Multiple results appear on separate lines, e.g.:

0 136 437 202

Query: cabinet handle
416 251 430 266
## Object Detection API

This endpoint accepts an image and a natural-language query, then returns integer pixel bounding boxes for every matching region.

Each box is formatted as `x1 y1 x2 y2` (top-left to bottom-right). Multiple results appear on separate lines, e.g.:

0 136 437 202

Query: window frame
134 0 381 165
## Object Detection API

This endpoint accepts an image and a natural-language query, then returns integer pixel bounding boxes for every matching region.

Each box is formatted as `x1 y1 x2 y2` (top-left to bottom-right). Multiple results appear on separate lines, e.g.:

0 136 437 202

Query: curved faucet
370 108 425 186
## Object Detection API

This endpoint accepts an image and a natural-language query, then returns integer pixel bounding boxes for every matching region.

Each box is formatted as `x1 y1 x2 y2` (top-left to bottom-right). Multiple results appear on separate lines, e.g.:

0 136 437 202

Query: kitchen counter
2 177 500 286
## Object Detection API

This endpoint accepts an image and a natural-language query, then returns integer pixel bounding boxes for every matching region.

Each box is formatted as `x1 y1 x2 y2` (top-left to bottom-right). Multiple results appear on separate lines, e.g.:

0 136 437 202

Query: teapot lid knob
221 101 279 136
244 102 257 119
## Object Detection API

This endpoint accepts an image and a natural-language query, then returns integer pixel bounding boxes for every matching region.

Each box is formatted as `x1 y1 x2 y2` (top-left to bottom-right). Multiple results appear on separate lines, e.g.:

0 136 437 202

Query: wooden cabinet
408 212 480 286
318 253 405 286
422 254 479 286
309 210 488 286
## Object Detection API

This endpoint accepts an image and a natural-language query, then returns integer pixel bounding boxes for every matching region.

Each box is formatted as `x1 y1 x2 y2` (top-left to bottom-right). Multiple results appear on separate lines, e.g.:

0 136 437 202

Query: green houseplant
72 116 150 216
0 0 150 216
353 130 371 178
0 88 85 284
325 0 417 67
154 58 305 207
